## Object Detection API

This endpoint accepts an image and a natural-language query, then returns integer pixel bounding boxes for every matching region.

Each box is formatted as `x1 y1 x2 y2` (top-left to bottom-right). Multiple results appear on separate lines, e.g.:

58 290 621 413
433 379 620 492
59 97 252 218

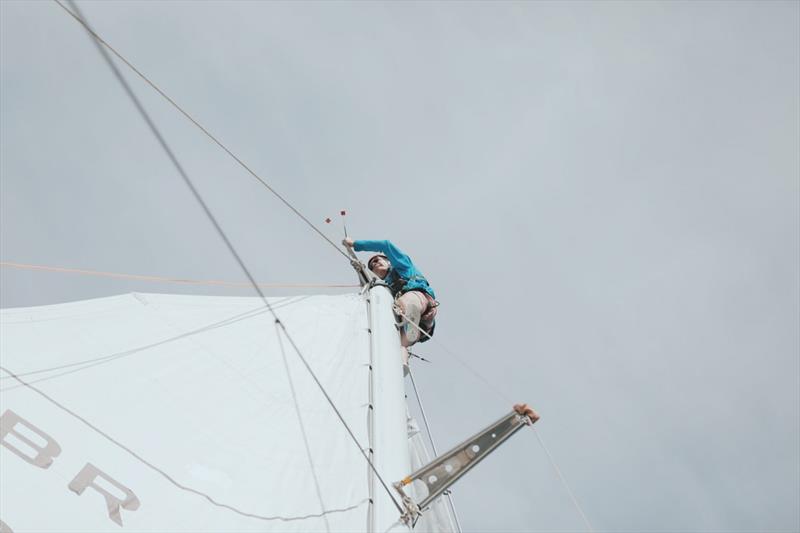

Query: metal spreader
394 404 540 525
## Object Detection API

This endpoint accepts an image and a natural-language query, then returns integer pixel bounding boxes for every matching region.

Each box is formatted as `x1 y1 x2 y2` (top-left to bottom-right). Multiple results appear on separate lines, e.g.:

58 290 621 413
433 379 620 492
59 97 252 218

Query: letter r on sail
0 409 62 469
69 463 140 526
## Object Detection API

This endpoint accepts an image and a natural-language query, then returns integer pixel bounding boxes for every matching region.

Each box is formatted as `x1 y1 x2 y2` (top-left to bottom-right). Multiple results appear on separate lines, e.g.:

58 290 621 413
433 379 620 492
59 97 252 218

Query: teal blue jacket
353 240 436 299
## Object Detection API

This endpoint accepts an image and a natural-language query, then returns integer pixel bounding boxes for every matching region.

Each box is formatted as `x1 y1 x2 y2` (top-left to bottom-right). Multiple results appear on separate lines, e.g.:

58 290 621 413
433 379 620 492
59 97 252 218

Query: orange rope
0 262 357 289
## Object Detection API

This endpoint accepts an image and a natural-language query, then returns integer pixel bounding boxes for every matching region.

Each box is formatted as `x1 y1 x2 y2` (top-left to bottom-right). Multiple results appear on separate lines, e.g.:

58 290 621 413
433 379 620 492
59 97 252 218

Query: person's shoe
404 322 420 344
401 304 422 344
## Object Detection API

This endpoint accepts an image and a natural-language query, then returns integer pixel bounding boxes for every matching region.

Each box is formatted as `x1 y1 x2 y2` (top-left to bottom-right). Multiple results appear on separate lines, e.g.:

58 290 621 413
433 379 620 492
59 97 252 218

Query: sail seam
0 365 368 522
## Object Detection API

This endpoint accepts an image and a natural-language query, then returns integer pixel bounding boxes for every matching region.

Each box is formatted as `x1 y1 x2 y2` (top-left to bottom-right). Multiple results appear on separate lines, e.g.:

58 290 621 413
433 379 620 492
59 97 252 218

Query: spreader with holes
393 404 540 525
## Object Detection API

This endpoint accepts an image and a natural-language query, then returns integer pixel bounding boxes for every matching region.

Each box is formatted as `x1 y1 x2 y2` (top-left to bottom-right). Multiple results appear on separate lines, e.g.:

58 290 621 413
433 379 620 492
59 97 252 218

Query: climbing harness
391 290 438 345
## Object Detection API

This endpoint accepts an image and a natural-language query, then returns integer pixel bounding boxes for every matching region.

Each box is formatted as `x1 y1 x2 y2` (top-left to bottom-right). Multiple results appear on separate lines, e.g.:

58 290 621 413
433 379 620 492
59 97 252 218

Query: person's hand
343 237 354 248
513 403 540 424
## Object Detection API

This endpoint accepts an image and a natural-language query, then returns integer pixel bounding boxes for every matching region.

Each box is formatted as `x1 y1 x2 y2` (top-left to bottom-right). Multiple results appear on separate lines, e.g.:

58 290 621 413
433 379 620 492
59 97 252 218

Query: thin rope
53 0 349 262
54 0 403 514
0 261 357 289
0 365 369 522
396 305 595 532
407 366 463 533
532 427 594 532
275 322 332 533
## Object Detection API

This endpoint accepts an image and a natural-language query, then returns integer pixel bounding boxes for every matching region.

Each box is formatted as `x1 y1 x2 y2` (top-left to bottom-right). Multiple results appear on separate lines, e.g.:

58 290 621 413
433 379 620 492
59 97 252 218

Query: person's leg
417 294 437 342
395 291 427 346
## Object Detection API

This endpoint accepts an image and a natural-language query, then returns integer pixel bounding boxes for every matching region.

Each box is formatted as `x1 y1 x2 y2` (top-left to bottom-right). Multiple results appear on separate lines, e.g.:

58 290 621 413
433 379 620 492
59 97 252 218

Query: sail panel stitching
0 365 369 523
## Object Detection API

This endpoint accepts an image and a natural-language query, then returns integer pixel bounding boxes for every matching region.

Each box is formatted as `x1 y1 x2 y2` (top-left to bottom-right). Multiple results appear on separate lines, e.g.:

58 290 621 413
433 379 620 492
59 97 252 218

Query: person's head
368 254 391 279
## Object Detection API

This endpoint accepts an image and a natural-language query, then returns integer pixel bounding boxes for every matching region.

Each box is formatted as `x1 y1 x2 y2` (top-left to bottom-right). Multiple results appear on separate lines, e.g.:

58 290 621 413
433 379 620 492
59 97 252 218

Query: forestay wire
54 0 403 515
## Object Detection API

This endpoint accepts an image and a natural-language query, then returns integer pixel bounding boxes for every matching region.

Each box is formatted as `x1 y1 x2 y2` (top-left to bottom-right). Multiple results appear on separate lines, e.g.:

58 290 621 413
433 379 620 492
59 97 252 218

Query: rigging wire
275 315 405 515
54 0 403 515
0 261 357 290
53 0 349 262
532 427 595 532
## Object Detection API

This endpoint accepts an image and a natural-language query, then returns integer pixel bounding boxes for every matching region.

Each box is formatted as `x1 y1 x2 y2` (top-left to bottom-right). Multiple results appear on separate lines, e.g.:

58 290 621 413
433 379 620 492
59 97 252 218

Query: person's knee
399 292 424 313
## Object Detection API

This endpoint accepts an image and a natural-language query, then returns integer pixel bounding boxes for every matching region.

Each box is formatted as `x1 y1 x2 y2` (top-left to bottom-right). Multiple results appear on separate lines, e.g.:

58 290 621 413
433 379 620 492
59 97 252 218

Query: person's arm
351 239 415 275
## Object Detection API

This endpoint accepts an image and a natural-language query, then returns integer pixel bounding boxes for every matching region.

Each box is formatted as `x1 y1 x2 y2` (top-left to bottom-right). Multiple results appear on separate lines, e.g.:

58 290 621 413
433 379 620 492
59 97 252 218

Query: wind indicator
340 210 349 239
324 210 349 239
327 210 368 285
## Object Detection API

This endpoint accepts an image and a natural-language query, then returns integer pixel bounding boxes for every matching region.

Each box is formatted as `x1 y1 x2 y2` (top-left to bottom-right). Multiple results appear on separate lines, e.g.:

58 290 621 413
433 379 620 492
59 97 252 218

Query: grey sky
1 1 798 531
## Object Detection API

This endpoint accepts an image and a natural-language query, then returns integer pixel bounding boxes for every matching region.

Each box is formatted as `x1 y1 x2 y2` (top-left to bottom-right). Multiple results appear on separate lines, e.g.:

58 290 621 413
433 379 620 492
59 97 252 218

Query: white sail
0 288 453 532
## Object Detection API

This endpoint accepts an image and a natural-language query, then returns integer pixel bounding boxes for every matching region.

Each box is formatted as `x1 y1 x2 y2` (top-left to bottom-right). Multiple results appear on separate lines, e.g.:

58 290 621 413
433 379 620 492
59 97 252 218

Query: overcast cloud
1 1 798 531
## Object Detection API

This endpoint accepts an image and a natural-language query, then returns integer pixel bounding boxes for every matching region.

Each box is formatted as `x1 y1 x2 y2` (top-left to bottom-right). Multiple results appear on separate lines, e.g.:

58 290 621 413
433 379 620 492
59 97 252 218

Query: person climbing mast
343 238 437 346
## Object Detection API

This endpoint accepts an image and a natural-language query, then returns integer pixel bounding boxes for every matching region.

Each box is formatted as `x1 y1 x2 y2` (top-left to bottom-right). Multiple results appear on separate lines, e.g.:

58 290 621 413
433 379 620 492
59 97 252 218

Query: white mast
366 284 412 532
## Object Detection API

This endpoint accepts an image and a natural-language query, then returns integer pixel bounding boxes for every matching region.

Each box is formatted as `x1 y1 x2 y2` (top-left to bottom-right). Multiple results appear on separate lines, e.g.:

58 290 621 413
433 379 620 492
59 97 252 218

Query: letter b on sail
69 463 140 526
0 409 61 468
